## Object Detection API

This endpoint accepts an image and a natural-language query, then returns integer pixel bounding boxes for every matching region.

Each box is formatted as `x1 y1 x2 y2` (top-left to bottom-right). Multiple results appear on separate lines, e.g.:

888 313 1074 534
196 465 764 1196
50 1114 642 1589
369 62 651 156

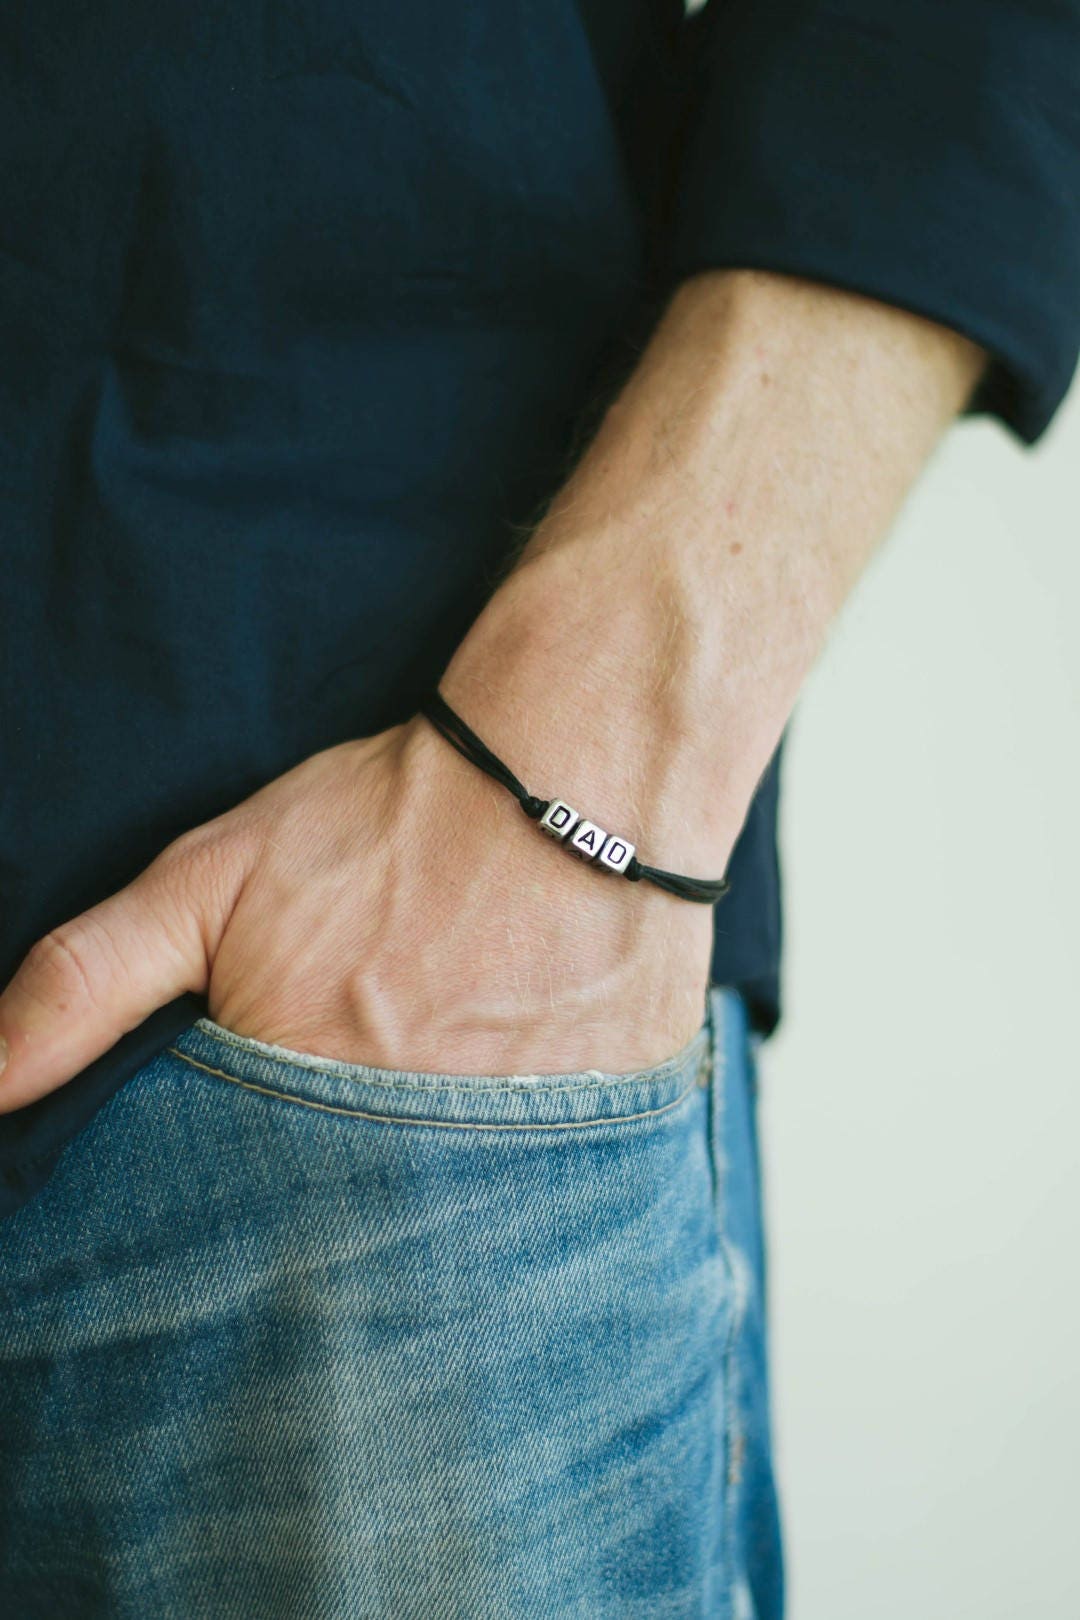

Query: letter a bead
538 799 579 841
568 819 607 861
598 834 635 874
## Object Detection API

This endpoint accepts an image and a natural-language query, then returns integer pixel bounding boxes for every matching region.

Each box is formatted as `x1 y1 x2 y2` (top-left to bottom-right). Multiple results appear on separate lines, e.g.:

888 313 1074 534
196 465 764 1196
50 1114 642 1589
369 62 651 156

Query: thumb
0 828 244 1112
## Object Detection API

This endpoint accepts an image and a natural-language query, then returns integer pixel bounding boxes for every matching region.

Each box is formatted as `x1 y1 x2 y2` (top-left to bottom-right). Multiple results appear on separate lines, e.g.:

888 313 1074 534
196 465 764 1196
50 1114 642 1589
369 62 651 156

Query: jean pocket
164 991 722 1133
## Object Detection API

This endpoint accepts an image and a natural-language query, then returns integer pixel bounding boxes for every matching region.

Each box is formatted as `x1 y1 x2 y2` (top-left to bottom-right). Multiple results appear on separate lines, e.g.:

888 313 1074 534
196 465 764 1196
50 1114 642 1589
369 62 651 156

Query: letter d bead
597 834 635 875
538 799 580 841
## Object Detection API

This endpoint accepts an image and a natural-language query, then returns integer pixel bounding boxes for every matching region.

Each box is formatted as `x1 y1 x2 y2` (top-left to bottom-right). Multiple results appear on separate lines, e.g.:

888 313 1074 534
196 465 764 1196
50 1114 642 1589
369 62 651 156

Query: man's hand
0 634 718 1113
0 268 987 1110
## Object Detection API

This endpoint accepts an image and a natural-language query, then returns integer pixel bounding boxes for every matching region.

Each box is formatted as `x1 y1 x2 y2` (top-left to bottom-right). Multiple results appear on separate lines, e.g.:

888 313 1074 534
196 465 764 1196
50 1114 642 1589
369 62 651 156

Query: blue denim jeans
0 985 783 1618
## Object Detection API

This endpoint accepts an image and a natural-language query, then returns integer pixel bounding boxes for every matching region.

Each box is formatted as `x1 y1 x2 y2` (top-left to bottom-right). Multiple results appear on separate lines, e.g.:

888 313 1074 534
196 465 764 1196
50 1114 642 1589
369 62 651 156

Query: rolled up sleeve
663 0 1080 443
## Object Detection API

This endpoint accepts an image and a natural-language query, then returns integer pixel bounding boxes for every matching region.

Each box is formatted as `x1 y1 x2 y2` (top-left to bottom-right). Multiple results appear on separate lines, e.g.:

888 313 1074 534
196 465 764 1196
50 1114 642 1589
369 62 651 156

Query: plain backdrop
759 372 1079 1617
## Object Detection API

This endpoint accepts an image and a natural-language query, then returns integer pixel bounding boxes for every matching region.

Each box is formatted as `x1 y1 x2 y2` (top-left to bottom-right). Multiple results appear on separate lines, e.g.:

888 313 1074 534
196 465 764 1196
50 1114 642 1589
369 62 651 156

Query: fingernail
0 1035 8 1077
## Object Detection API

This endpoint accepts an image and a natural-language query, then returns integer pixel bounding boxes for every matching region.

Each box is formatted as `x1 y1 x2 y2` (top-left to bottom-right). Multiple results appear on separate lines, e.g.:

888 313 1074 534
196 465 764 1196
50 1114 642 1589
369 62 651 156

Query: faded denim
0 985 782 1618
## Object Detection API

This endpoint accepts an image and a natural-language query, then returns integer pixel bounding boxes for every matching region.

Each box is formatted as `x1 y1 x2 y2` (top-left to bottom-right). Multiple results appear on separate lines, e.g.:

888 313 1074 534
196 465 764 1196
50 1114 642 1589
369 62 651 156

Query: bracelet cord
418 690 731 906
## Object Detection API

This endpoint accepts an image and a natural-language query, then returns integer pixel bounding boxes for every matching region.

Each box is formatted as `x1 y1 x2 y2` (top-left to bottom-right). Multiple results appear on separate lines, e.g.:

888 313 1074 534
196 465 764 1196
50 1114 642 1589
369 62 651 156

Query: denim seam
706 989 747 1614
176 1021 710 1098
167 1046 707 1131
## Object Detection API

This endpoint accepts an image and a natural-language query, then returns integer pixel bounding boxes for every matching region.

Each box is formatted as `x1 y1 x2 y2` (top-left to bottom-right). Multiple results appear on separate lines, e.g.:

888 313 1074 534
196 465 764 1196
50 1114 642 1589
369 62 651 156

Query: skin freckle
729 541 743 556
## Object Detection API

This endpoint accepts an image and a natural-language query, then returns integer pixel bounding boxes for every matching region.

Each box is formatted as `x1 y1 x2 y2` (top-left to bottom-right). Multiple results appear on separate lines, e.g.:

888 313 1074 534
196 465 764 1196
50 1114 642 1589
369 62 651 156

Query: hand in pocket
0 713 716 1112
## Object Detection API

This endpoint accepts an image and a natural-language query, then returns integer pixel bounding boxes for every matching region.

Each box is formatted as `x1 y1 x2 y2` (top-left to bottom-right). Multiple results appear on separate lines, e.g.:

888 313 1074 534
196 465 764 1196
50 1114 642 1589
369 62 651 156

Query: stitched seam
708 993 743 1610
714 998 756 1611
180 1021 709 1097
167 1047 703 1130
722 1247 753 1607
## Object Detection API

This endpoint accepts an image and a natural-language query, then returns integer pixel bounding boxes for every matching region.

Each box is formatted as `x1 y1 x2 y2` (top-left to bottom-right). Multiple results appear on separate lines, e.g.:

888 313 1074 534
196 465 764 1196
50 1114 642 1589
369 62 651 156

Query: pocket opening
164 992 722 1133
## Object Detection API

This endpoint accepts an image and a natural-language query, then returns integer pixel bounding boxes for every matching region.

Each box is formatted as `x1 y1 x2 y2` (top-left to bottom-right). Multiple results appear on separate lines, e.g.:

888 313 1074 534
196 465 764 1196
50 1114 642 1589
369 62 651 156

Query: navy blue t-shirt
3 0 1079 1217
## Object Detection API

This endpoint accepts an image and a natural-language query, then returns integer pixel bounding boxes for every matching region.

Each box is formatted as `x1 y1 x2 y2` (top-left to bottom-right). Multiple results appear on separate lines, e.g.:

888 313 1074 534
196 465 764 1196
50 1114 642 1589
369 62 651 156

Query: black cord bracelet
418 690 731 905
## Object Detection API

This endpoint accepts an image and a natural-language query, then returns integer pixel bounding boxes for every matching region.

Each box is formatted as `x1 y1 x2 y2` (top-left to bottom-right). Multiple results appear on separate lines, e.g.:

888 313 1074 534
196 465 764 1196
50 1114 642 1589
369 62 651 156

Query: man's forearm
0 270 991 1107
436 268 987 879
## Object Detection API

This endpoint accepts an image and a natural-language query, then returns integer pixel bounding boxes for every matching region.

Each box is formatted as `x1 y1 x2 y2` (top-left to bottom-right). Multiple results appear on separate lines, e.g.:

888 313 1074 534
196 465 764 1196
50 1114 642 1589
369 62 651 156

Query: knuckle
158 822 220 871
151 818 253 935
155 824 235 902
25 924 103 1011
158 818 247 880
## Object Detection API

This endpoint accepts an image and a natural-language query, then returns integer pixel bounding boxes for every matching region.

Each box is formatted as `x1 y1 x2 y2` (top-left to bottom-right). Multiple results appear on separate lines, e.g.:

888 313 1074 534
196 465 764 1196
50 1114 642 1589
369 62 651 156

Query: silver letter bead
568 819 607 862
597 833 635 875
539 799 579 841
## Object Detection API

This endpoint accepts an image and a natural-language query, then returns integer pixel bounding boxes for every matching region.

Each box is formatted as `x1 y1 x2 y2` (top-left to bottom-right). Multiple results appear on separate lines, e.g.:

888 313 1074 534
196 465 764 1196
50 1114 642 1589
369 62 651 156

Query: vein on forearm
440 267 987 871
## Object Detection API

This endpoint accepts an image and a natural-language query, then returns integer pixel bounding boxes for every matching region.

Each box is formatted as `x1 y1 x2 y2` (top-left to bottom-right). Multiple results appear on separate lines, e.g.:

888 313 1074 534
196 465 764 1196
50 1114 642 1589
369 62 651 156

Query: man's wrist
435 538 753 879
434 268 988 880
